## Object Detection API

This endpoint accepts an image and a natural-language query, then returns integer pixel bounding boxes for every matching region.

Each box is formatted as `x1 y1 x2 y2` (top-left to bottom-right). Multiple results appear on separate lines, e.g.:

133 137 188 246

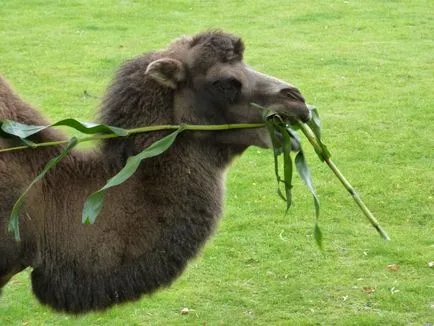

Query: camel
0 30 309 313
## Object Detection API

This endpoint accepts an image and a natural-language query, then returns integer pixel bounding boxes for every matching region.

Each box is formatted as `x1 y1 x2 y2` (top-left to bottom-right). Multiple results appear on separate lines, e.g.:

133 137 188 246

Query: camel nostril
300 107 312 123
280 87 305 103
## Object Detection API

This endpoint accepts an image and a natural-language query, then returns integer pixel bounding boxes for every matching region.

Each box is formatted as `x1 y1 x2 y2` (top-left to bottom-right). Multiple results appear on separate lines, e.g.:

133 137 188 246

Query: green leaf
8 137 78 240
51 119 128 136
265 118 285 201
306 105 321 138
295 151 320 220
0 120 46 139
314 223 323 250
0 118 128 140
305 107 331 160
278 125 293 212
82 127 184 224
260 103 325 245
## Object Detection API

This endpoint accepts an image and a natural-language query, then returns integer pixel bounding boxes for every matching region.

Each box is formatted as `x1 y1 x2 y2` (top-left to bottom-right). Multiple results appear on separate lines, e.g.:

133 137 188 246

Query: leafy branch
297 119 390 241
0 119 264 153
1 119 264 240
1 105 390 244
252 103 390 246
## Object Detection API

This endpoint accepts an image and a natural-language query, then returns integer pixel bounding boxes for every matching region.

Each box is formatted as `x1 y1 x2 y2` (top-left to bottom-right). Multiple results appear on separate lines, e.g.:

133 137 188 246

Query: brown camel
0 30 309 313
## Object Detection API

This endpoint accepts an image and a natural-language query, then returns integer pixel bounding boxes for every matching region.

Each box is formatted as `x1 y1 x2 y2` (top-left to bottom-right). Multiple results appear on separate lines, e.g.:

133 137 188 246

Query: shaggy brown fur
0 31 309 313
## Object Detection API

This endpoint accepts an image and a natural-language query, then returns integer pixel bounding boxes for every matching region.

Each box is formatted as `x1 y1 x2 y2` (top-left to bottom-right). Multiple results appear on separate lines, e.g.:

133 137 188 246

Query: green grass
1 0 433 324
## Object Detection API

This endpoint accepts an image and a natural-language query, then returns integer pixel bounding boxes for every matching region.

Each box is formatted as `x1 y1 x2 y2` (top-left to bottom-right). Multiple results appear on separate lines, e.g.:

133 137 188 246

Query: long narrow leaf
0 118 128 140
82 127 184 224
305 107 331 161
294 151 320 219
0 120 46 138
295 150 323 249
8 137 78 240
278 125 293 212
264 118 286 201
313 223 323 250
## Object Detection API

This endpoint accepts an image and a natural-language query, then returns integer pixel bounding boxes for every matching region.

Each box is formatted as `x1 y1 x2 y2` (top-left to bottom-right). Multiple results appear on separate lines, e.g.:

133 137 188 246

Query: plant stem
297 122 390 241
324 159 391 240
0 123 265 153
127 123 265 134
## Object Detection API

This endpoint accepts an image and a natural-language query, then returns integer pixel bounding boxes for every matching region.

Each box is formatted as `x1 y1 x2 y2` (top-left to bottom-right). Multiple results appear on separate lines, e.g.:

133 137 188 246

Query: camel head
143 31 310 150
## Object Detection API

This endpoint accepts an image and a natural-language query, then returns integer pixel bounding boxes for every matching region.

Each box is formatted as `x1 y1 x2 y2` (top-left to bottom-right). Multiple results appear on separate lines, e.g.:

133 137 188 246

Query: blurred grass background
0 1 433 325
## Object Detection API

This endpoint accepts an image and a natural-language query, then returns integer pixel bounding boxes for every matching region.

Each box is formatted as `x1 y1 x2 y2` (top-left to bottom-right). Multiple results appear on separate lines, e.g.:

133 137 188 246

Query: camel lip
286 101 311 123
252 101 311 124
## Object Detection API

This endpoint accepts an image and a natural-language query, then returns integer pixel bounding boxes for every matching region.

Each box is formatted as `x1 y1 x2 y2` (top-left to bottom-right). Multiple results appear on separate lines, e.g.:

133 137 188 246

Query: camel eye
213 77 241 89
211 77 242 102
227 77 242 90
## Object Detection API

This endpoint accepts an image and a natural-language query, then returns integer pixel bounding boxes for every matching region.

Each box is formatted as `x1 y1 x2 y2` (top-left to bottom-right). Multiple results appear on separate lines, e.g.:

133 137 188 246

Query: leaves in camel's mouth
0 119 263 240
1 104 389 246
252 102 390 248
251 103 323 248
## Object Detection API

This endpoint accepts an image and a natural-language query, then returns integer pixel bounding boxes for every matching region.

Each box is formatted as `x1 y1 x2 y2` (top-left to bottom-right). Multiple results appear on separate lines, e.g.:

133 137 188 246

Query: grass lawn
1 0 433 325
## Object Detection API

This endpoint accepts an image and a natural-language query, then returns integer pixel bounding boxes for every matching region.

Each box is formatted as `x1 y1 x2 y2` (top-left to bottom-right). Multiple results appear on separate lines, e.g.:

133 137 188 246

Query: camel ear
145 58 185 89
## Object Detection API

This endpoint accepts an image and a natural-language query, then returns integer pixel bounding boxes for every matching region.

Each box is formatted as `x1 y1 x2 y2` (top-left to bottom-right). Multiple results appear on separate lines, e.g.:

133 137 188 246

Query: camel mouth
252 101 308 151
253 101 311 125
282 101 311 124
